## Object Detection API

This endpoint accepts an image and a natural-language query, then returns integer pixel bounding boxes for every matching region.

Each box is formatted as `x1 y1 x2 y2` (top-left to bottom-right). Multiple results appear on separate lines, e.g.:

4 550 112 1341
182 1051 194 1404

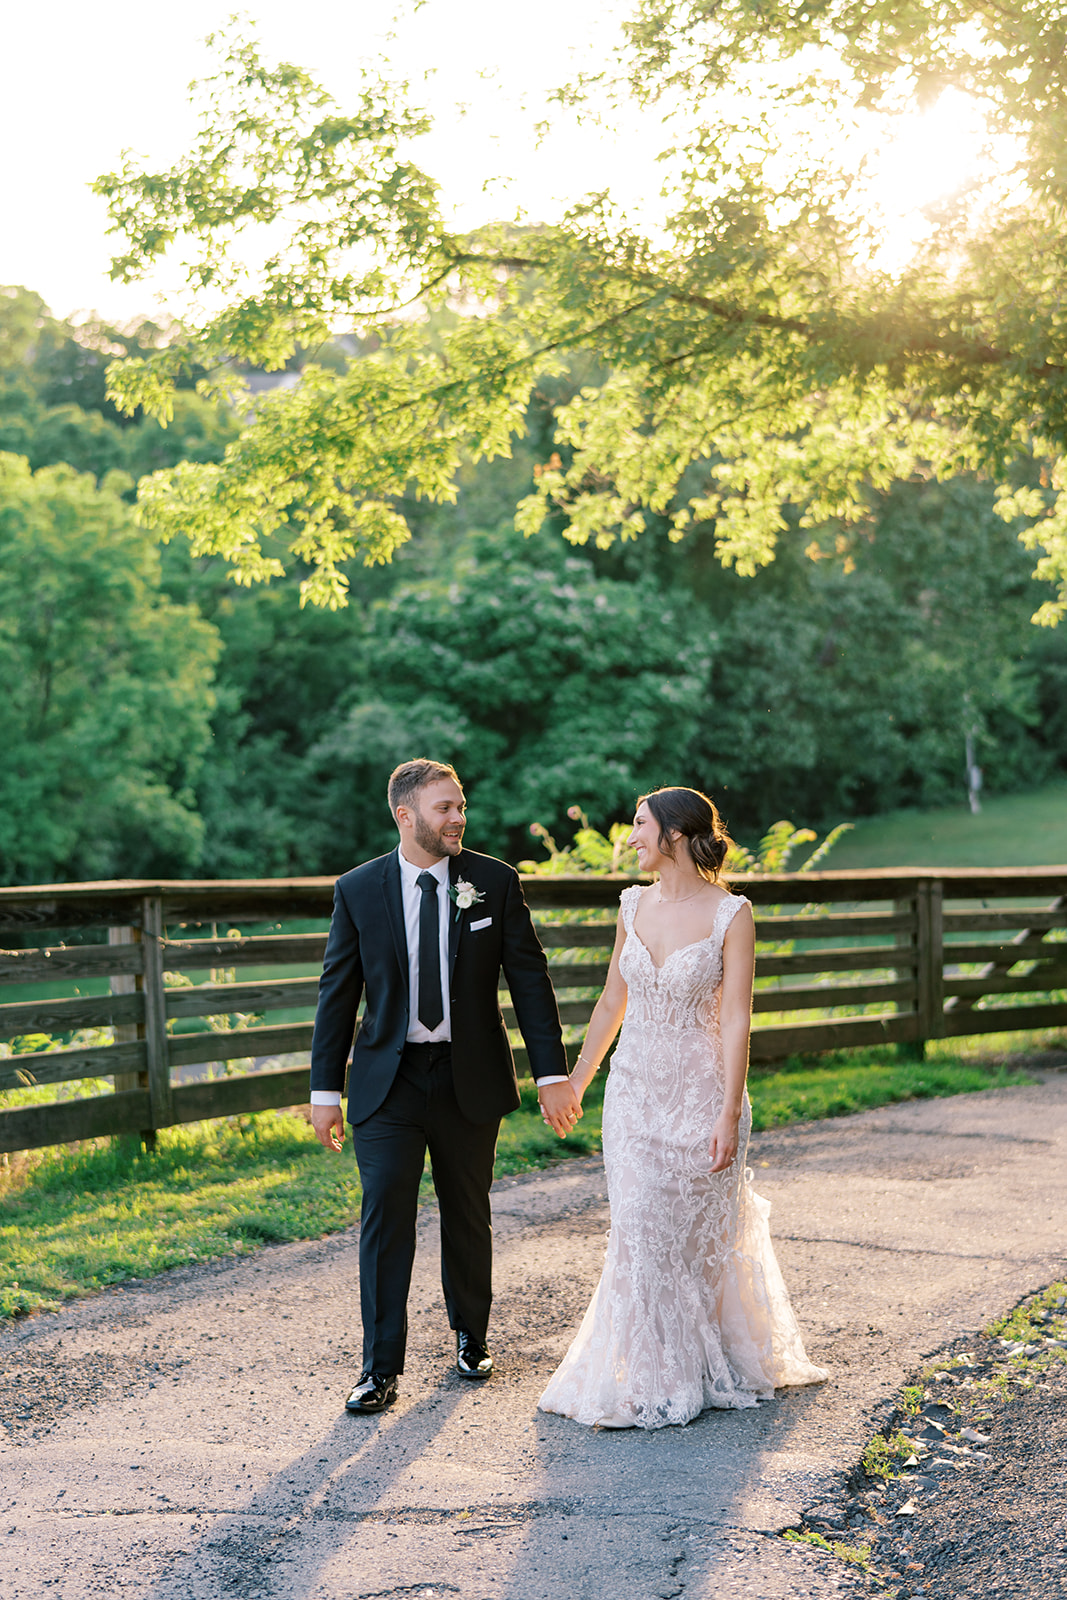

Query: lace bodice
617 882 744 1034
607 884 749 1148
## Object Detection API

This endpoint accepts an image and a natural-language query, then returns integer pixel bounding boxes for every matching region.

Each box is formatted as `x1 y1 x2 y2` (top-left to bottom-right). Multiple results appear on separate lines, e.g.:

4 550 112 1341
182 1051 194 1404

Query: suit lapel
447 854 464 980
381 849 407 978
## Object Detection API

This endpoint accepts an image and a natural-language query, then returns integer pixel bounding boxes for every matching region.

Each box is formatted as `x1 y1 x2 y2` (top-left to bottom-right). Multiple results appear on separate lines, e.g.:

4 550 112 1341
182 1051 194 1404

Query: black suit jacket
309 847 567 1125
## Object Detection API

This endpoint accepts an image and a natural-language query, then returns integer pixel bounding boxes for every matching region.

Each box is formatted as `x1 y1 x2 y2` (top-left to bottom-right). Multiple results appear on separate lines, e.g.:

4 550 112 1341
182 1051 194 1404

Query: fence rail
1 865 1065 1154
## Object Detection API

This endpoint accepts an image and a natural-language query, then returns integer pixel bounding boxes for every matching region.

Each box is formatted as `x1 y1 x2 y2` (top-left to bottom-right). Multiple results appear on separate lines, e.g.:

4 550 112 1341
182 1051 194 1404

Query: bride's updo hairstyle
639 787 733 883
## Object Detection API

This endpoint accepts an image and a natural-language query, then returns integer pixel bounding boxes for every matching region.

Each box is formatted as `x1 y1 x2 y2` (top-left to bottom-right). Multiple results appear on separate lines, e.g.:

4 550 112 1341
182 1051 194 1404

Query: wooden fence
1 866 1065 1154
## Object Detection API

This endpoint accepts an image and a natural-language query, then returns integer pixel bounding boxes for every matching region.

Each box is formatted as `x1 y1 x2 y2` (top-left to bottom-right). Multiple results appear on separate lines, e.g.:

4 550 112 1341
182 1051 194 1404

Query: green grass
0 1112 361 1319
0 1047 1038 1322
986 1277 1067 1344
747 1046 1035 1128
861 1429 916 1481
781 1529 875 1573
812 780 1067 870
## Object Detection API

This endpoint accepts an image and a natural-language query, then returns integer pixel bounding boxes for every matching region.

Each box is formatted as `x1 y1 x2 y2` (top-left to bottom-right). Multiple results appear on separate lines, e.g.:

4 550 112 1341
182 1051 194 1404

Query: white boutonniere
447 878 485 920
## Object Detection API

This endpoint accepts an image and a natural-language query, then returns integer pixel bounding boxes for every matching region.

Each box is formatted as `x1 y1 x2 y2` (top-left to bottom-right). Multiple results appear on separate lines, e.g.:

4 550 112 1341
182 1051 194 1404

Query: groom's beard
413 814 464 858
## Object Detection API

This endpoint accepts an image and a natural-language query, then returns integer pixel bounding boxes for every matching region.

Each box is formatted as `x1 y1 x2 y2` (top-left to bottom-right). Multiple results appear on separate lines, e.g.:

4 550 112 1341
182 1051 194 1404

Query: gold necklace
655 884 706 905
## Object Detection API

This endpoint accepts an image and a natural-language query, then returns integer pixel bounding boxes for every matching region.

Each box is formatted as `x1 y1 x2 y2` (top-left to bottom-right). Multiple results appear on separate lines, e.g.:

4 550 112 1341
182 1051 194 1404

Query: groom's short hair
388 759 462 818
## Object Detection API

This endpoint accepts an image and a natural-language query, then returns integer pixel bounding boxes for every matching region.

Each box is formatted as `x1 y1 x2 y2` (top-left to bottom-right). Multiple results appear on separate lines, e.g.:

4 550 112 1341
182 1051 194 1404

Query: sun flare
863 88 1015 272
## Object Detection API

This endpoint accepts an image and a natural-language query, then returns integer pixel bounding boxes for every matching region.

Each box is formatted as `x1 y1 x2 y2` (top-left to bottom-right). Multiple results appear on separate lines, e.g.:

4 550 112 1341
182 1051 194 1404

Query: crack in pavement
777 1234 1051 1261
352 1588 460 1599
852 1125 1054 1145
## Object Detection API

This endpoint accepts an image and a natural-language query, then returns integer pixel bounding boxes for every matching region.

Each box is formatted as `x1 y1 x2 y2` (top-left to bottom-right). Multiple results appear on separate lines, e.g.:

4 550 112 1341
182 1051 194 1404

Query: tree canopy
94 7 1067 619
178 463 1067 873
0 286 237 488
2 278 1065 876
0 454 219 884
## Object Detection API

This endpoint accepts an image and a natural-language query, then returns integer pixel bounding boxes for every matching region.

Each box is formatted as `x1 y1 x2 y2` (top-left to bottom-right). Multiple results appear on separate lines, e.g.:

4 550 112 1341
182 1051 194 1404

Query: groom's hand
312 1104 346 1151
539 1080 583 1138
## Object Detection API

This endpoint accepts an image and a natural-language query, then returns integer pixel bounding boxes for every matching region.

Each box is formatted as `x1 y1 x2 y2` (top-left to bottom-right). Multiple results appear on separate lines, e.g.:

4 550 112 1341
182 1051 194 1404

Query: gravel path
2 1069 1067 1599
846 1324 1067 1598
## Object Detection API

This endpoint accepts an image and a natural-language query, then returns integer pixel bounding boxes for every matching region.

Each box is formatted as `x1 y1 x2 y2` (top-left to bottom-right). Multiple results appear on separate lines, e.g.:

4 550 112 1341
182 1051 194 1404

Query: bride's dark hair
639 787 733 883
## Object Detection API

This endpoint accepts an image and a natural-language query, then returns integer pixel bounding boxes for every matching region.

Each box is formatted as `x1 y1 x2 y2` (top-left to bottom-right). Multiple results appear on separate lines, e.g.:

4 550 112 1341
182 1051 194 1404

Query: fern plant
520 808 852 877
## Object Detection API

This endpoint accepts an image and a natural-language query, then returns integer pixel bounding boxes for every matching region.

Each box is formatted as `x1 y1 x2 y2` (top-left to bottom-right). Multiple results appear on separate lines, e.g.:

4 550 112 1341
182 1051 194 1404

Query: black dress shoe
456 1330 493 1380
345 1372 398 1413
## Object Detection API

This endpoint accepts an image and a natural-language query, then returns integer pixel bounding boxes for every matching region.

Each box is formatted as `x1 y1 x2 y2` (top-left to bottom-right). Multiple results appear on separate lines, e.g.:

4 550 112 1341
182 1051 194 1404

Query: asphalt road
3 1069 1067 1600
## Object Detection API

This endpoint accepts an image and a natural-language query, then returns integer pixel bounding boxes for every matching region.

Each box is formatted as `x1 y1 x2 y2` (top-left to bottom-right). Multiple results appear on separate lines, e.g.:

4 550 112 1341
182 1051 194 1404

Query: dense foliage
2 279 1066 881
93 10 1067 620
167 449 1067 873
0 454 219 882
0 287 236 486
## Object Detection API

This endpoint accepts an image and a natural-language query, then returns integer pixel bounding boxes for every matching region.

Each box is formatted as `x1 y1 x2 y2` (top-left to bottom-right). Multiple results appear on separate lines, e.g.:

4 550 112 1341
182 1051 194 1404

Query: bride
537 786 827 1429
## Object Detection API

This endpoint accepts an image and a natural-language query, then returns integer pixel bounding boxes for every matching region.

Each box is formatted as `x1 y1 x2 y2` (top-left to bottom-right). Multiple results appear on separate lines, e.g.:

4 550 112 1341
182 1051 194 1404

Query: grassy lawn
0 1045 1040 1322
0 1113 362 1319
813 781 1067 870
747 1047 1034 1127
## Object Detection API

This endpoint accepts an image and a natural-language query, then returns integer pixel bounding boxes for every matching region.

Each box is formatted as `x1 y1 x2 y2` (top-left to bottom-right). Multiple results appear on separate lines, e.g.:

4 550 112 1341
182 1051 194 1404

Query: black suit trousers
352 1042 500 1373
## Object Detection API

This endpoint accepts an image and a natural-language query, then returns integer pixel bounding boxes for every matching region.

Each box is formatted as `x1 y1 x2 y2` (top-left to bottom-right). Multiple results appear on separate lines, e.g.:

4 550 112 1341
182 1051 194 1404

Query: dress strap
619 883 643 932
714 892 750 945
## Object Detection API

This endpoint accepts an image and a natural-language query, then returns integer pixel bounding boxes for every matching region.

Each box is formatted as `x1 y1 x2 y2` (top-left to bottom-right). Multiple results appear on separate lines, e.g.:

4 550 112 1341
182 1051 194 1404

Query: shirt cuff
535 1075 570 1088
310 1090 342 1106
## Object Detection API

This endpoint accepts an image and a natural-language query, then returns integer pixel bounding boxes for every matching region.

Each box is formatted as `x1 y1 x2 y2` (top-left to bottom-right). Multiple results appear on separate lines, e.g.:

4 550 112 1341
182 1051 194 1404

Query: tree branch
442 248 1064 376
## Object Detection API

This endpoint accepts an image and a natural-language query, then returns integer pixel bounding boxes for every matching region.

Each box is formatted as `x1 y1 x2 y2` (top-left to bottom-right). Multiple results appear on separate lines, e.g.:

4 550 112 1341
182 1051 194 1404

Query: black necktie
417 871 444 1032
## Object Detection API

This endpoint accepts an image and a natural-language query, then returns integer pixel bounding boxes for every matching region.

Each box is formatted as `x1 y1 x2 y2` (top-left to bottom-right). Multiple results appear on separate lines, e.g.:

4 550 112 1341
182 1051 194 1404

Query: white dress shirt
310 847 451 1107
397 847 452 1044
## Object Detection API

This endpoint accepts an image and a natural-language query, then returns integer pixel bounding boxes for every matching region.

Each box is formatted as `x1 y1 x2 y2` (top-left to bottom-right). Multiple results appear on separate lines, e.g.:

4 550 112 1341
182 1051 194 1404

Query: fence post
141 896 172 1135
916 878 944 1045
894 893 923 1059
109 925 149 1146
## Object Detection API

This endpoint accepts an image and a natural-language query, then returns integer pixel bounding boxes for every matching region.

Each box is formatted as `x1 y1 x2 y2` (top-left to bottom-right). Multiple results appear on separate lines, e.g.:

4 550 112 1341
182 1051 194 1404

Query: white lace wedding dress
538 886 827 1429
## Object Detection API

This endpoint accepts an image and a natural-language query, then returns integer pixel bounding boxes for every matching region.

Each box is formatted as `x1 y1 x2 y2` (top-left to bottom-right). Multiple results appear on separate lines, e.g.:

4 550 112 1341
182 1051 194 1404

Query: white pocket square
469 916 492 931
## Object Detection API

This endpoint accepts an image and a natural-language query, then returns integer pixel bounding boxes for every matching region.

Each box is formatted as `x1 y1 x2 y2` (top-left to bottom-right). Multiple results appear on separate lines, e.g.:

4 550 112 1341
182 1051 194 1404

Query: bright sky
4 0 664 324
3 0 994 326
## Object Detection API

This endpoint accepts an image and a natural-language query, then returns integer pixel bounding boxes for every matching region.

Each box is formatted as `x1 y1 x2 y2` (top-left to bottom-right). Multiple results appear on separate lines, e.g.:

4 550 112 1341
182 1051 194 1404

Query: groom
310 759 580 1412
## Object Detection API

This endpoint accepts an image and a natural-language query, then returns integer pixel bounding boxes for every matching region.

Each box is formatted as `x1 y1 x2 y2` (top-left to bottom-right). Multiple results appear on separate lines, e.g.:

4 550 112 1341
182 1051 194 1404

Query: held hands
708 1108 741 1173
311 1104 345 1152
539 1078 584 1138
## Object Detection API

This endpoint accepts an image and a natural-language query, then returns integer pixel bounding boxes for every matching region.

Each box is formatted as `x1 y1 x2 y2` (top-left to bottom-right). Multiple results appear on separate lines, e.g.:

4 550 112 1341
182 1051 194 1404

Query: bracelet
575 1053 595 1071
